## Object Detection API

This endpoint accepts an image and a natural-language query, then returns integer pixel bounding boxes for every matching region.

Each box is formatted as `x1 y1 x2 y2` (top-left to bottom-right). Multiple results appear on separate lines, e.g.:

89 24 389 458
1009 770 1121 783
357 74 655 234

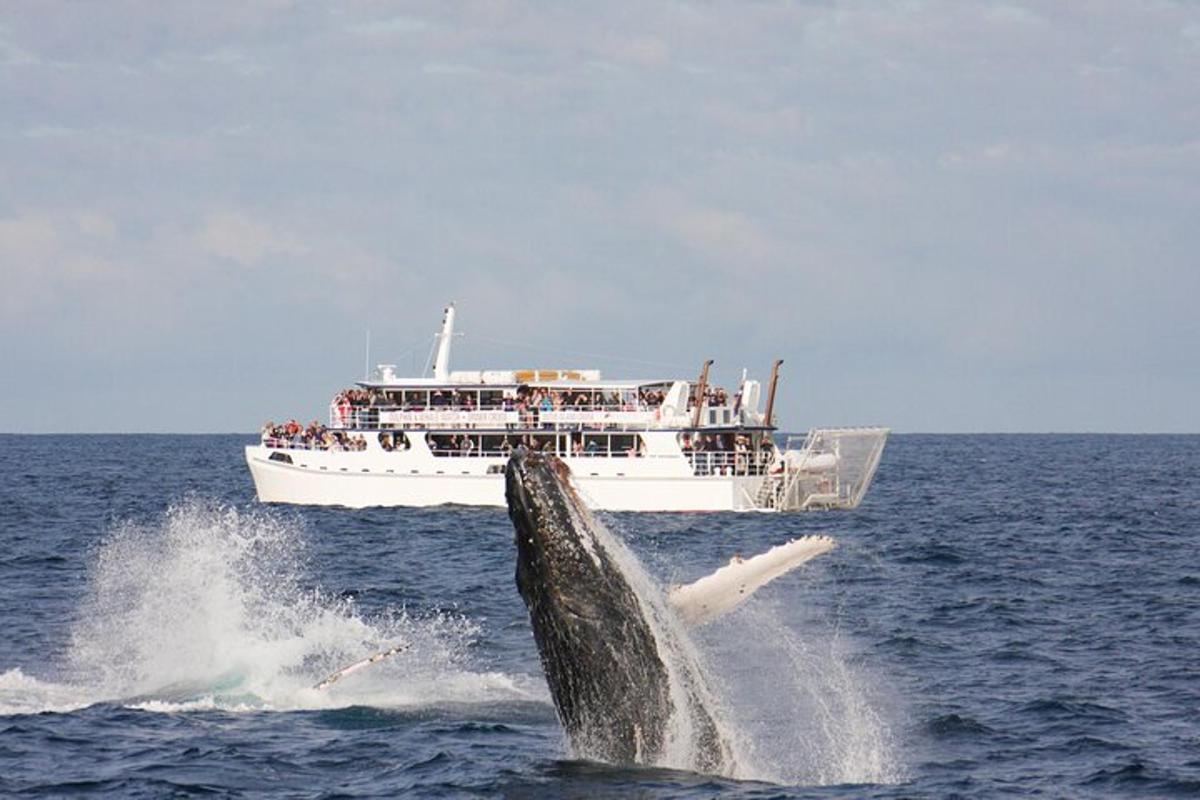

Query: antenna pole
364 330 371 380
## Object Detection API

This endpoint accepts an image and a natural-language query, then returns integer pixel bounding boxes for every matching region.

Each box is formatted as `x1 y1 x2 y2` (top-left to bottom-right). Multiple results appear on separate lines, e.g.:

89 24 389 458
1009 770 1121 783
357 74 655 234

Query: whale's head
507 449 613 617
505 448 670 763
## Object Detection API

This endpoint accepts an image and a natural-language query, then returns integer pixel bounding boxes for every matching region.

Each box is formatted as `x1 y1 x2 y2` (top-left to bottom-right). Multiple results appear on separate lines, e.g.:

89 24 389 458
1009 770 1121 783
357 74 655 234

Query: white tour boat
245 305 889 512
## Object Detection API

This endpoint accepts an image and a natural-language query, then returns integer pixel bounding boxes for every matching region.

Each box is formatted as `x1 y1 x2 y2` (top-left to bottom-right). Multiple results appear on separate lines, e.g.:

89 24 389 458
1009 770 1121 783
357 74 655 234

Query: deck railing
262 438 369 453
683 449 772 476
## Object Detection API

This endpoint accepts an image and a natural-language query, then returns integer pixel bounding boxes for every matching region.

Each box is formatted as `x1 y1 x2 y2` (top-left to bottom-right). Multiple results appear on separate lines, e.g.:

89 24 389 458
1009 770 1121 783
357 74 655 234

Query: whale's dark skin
506 449 730 772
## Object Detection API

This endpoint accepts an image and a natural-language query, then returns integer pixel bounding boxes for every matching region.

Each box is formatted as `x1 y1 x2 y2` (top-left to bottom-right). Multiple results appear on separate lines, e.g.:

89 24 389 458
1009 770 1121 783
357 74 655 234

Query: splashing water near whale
614 518 908 786
622 529 908 786
0 500 539 717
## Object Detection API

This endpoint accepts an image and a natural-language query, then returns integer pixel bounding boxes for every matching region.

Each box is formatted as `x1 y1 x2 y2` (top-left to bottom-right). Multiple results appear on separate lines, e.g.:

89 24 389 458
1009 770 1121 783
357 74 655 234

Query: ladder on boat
753 473 784 510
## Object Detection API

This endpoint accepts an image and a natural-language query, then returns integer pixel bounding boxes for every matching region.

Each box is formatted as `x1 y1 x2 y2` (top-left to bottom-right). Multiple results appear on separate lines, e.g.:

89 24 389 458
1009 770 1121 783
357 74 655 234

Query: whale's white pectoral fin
667 535 836 627
312 642 409 690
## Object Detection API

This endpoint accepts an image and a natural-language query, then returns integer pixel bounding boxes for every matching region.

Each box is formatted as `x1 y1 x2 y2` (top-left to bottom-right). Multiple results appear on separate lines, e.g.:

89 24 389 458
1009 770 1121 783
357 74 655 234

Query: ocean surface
0 434 1196 798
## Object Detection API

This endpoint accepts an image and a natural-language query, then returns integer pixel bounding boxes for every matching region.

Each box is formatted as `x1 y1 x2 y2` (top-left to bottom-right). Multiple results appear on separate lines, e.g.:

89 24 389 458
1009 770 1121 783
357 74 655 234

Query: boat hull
245 445 764 512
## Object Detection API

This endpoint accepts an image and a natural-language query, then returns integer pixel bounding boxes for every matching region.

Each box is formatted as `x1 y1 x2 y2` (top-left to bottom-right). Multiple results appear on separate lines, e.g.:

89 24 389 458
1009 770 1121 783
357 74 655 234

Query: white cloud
0 213 141 327
420 61 487 78
345 15 433 38
633 188 780 269
595 34 669 68
76 212 117 239
983 5 1043 27
195 212 307 267
0 214 58 263
0 25 37 65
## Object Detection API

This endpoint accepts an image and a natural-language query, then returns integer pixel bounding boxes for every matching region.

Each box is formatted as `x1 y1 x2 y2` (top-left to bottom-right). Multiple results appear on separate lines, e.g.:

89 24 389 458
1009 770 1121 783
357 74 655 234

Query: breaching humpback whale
506 449 835 775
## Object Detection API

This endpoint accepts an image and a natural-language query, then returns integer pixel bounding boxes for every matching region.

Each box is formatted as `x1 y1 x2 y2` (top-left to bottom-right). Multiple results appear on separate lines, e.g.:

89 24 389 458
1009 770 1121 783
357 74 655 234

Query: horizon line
1 430 1197 437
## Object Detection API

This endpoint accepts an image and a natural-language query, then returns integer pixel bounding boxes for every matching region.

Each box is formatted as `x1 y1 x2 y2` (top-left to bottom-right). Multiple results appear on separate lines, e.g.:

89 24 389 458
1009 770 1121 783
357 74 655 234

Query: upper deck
262 303 779 448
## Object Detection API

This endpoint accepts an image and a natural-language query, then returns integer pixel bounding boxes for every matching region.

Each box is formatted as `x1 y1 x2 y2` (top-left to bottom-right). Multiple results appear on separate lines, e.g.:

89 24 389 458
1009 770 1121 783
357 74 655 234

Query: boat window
610 434 640 457
575 433 644 457
522 433 556 454
402 390 430 409
377 431 411 452
427 432 481 456
480 434 516 455
268 452 293 464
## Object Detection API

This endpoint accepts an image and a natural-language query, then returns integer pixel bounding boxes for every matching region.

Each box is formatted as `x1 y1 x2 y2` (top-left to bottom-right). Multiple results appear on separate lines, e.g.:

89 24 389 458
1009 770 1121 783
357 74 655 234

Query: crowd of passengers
330 384 731 413
680 432 762 453
261 419 368 451
682 432 774 475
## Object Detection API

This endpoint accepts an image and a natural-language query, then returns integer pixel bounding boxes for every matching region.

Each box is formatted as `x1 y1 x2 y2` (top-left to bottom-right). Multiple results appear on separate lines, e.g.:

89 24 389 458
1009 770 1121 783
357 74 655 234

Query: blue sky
1 1 1197 433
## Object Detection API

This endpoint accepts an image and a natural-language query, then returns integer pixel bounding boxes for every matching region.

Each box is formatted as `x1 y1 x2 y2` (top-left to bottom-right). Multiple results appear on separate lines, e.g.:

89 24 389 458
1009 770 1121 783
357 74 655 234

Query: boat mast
433 303 456 381
763 359 783 428
691 359 713 428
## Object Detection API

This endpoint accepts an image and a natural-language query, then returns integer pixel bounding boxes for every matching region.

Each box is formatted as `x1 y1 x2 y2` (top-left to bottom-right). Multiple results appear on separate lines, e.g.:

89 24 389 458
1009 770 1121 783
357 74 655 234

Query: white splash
700 598 907 786
0 499 540 716
592 514 905 785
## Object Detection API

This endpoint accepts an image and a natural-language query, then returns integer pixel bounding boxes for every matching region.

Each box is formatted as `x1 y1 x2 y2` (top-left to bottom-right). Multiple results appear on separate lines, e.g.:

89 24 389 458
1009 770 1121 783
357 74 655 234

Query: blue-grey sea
0 434 1196 798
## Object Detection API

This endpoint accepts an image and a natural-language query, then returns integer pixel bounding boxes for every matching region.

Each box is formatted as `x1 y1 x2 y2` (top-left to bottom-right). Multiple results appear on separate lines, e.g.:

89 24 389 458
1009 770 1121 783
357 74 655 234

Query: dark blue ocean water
0 434 1197 798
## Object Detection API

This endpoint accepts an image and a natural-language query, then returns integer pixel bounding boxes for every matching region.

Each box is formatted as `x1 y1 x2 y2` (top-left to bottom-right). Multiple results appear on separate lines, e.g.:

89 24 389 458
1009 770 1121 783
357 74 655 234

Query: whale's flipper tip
668 535 837 626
